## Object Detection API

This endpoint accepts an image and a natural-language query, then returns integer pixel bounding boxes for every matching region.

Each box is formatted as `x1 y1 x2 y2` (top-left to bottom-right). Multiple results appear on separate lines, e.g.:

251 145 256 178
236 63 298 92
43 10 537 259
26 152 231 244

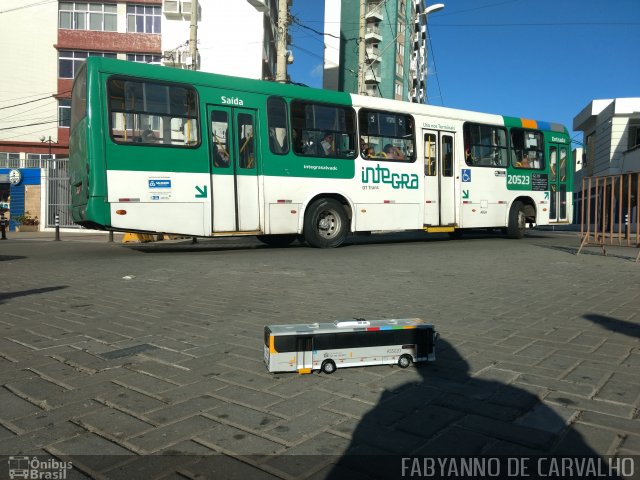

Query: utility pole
189 0 198 70
357 0 366 94
275 0 289 83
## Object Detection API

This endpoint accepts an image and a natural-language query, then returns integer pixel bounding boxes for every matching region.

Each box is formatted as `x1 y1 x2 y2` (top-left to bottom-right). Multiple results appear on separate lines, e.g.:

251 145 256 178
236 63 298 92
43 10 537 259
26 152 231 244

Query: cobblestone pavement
0 230 638 479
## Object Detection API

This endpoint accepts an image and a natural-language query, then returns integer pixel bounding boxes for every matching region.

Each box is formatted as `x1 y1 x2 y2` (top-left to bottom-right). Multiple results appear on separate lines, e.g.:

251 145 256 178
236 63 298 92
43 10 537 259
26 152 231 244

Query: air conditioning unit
162 50 183 66
181 0 193 16
163 0 180 15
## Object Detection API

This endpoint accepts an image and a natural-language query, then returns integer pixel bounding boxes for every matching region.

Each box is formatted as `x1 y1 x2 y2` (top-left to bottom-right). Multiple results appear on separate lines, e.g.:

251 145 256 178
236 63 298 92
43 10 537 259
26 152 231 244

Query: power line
426 29 443 106
0 0 56 14
0 93 67 112
0 120 58 132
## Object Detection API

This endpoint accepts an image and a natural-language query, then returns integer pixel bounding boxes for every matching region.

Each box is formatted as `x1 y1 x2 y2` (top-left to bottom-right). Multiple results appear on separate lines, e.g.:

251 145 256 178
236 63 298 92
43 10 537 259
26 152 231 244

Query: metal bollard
54 214 60 241
108 231 114 243
0 216 6 240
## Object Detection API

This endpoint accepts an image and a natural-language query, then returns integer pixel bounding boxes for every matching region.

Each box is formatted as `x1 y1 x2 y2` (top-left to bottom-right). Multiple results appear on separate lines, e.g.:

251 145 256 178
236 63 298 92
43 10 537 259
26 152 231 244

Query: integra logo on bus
221 96 244 106
361 165 419 190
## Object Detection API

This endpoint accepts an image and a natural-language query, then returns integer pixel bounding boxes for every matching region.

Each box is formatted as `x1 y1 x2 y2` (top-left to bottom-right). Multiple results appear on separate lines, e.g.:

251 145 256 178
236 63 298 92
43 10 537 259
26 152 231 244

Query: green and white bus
69 57 572 247
264 318 437 374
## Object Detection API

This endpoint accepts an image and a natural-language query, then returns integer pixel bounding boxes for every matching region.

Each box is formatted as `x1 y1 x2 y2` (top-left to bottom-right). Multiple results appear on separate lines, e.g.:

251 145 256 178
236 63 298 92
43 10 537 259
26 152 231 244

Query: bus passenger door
439 134 456 225
422 130 439 226
296 336 313 373
423 130 456 226
208 105 260 232
548 143 568 222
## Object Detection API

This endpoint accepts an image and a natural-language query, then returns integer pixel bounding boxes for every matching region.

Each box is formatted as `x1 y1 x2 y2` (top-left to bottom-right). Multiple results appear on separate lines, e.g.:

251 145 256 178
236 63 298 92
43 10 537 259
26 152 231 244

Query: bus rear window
71 65 87 130
108 77 199 147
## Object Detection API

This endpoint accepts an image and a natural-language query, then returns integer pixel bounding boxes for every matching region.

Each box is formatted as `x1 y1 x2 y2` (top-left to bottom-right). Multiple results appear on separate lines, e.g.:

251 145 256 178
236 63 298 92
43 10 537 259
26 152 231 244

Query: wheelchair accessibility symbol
461 169 471 182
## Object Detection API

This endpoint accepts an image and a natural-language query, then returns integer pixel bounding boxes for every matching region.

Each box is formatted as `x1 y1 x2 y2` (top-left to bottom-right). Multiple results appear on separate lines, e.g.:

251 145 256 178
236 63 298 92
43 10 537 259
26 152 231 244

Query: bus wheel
398 355 412 369
256 234 297 247
304 198 349 248
506 201 526 239
321 360 336 374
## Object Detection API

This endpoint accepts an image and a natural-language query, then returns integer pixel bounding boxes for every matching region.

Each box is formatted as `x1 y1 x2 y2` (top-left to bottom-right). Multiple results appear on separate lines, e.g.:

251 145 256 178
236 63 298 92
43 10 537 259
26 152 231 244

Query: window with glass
359 109 415 162
108 78 199 147
510 128 544 170
211 111 229 168
127 53 162 65
71 66 87 130
463 123 508 167
267 97 289 155
59 51 116 79
58 99 71 128
424 132 437 176
59 2 117 31
127 4 161 33
291 101 356 159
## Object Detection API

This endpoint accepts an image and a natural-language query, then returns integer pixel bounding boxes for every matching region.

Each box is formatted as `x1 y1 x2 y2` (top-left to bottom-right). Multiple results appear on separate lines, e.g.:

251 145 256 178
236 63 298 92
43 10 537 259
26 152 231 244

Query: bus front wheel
398 355 412 368
506 201 526 239
321 360 336 374
303 198 349 248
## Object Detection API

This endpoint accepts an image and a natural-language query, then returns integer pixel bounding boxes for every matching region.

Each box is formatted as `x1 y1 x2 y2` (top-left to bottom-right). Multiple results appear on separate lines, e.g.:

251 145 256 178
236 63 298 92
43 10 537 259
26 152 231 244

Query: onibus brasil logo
361 164 419 190
8 456 72 479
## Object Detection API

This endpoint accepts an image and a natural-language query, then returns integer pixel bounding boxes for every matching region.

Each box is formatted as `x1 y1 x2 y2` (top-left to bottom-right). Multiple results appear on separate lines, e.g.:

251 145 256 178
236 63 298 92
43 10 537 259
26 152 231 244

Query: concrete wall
0 0 58 144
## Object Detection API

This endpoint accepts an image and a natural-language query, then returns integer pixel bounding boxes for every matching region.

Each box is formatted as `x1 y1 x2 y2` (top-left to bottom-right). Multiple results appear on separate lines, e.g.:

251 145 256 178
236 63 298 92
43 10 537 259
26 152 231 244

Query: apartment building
0 0 279 230
323 0 427 102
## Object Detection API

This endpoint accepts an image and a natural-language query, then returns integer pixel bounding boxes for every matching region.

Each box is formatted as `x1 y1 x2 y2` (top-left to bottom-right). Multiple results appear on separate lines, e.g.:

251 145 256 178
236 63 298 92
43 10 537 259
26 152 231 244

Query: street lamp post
40 136 57 160
422 3 445 104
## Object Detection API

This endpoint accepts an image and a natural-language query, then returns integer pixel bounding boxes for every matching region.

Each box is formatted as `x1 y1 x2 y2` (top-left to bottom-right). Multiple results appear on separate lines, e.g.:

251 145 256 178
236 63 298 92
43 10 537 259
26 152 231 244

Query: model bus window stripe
69 57 573 245
264 318 437 374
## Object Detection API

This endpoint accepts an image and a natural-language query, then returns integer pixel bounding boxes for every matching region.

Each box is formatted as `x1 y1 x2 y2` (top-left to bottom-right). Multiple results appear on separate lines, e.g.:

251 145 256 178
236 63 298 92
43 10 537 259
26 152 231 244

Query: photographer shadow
326 338 604 479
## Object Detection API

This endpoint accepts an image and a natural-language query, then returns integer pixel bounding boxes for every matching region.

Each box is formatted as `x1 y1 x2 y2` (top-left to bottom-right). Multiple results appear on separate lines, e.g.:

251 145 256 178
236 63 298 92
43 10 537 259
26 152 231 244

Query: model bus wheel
303 198 349 248
256 234 297 247
506 201 526 239
321 360 336 374
398 355 412 369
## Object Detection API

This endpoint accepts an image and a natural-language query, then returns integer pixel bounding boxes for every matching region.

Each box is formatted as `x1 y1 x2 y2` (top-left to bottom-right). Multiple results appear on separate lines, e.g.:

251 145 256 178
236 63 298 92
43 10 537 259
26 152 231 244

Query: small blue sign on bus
461 169 471 182
149 179 171 188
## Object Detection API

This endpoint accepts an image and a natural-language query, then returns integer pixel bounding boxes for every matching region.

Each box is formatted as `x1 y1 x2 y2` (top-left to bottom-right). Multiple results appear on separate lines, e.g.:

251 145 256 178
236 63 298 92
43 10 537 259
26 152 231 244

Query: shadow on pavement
583 313 640 339
0 255 26 262
0 286 68 304
327 339 606 480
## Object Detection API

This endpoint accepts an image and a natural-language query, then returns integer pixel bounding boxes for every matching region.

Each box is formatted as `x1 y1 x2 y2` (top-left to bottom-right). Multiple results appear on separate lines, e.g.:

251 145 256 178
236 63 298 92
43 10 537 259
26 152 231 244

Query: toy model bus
69 58 572 248
264 318 437 374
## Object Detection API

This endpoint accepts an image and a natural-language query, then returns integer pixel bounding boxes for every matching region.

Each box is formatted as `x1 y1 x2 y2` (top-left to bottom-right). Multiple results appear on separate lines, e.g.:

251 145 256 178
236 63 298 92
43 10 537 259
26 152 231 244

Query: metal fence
46 157 78 228
577 173 639 262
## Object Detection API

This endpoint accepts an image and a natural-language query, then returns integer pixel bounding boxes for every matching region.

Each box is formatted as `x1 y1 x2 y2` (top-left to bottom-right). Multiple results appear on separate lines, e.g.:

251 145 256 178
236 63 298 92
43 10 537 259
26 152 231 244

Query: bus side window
267 97 289 155
211 111 229 168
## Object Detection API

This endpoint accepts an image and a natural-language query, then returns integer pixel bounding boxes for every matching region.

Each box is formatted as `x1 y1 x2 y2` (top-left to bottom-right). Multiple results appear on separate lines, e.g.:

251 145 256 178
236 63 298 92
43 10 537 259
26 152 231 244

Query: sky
288 0 640 145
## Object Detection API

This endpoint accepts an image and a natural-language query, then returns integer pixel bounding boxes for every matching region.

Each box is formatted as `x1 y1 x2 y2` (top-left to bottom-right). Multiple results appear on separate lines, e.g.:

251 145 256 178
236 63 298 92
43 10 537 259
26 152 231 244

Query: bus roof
266 318 433 336
84 57 568 135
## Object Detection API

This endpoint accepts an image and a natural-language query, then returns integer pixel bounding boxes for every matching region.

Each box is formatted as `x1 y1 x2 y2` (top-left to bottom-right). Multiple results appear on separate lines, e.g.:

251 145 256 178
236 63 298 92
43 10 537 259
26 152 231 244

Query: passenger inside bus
321 132 335 155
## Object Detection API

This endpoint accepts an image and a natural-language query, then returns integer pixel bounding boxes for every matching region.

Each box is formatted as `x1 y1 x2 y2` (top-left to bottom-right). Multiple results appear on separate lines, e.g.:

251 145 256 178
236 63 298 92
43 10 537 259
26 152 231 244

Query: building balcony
364 68 381 83
366 8 383 22
365 47 381 62
365 26 382 42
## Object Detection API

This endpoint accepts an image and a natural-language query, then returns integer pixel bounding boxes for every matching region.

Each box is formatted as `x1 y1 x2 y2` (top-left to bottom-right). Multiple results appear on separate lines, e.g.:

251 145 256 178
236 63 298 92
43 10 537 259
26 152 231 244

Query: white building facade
573 98 640 181
162 0 279 80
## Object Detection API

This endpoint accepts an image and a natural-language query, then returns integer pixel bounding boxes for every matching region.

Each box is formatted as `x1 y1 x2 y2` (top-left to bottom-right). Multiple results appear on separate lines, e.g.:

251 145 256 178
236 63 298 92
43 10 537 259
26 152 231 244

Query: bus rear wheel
398 355 412 368
303 198 349 248
507 201 526 239
321 360 336 374
256 234 297 247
